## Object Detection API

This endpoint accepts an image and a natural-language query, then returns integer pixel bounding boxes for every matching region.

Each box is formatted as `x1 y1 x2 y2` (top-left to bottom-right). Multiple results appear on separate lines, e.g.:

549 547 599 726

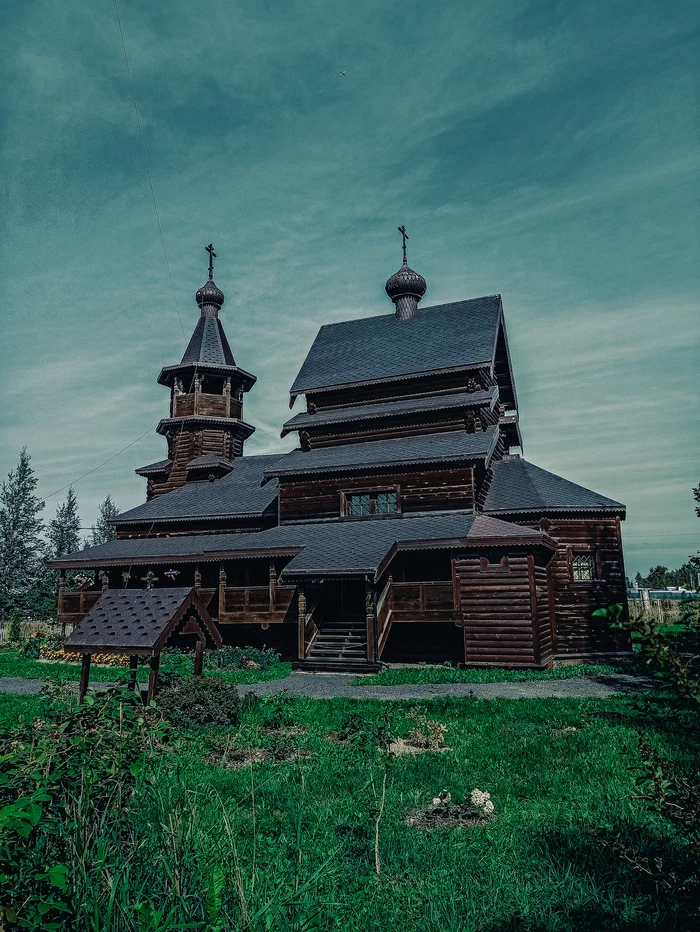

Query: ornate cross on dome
205 243 217 280
397 225 409 265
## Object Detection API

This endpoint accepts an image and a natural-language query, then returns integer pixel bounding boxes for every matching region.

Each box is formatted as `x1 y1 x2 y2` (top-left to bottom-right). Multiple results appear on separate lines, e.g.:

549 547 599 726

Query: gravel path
238 672 658 701
0 672 658 701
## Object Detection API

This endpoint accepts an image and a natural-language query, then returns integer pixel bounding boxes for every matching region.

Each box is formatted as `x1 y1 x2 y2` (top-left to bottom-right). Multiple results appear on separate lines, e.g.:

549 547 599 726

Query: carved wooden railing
58 590 102 624
383 582 459 623
218 585 296 624
376 576 394 659
298 599 320 660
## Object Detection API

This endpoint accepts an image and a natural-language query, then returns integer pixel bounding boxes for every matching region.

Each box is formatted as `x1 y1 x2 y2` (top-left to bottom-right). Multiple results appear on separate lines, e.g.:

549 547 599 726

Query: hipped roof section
289 296 517 407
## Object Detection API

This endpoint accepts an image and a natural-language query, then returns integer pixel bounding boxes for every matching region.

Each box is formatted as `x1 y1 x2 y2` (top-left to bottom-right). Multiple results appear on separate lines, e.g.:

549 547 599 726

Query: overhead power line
113 0 186 340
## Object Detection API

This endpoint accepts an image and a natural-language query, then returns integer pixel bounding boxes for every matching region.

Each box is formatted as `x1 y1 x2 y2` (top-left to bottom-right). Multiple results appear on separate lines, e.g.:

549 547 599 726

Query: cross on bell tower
205 243 217 281
398 225 409 266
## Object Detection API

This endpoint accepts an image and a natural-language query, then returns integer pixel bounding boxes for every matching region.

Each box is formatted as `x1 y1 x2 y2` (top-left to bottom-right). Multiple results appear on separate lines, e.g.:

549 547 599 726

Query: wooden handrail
376 576 394 658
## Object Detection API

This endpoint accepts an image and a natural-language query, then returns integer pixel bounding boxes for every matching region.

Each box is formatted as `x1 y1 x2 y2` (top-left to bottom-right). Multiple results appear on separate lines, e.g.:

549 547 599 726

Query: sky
1 0 698 578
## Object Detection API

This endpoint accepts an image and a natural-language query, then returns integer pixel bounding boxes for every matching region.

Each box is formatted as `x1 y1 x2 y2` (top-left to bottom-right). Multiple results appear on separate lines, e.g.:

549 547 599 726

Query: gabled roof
49 513 554 582
281 388 498 436
63 587 221 653
263 427 499 482
290 296 504 397
483 456 626 516
115 454 281 525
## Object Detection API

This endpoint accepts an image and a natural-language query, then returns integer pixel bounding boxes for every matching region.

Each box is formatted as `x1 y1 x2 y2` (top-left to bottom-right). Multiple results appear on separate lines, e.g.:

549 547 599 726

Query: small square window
347 494 371 516
376 491 398 514
572 552 595 581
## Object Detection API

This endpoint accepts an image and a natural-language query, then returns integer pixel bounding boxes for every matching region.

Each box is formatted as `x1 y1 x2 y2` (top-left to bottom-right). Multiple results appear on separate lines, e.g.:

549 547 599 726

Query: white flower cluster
431 791 452 806
470 788 495 816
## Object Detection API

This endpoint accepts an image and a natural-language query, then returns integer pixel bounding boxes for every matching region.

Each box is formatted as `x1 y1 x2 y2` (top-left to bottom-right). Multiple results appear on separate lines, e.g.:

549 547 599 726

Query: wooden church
51 236 630 671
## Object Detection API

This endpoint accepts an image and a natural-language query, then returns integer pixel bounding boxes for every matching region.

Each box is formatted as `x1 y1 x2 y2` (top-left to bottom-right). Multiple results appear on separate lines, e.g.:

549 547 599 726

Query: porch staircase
295 617 382 673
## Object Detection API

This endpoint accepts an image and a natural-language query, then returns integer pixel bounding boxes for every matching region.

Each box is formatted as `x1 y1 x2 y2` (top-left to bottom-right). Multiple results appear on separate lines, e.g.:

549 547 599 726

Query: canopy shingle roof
483 456 625 515
50 513 553 582
63 587 221 653
290 296 503 396
181 315 236 367
282 388 498 436
263 428 499 481
116 455 280 525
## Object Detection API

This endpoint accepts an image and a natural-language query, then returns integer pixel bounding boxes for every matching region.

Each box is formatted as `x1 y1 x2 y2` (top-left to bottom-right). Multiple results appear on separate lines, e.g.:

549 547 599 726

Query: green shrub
205 644 281 671
20 631 44 659
6 610 22 644
157 677 241 728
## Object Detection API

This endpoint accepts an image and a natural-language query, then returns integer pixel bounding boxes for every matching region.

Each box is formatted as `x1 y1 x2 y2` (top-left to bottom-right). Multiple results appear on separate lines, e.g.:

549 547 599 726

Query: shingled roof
281 388 498 436
63 587 221 653
263 427 500 481
50 512 553 582
483 456 626 516
290 296 504 397
116 454 281 525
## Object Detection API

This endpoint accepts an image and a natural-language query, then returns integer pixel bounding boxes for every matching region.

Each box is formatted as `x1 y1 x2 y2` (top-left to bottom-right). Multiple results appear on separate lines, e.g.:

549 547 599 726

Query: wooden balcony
376 580 460 658
58 590 102 625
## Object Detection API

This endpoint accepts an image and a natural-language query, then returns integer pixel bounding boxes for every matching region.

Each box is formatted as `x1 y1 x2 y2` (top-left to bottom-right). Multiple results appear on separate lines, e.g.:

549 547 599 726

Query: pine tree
47 487 81 558
86 494 120 547
0 448 45 620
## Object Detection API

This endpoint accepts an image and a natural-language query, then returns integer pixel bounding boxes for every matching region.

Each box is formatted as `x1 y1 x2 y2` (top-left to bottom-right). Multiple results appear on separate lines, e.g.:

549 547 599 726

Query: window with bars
344 490 399 517
572 552 596 581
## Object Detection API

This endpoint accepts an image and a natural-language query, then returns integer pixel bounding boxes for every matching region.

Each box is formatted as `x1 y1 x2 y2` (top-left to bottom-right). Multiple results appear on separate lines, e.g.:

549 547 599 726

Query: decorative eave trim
281 389 499 436
110 508 276 525
158 362 257 390
156 416 256 438
288 361 493 408
483 506 626 518
261 451 491 485
47 546 304 570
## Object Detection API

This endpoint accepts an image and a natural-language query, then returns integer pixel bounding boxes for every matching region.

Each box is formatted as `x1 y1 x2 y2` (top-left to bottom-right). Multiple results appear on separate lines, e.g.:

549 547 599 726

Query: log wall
278 466 474 523
455 551 553 667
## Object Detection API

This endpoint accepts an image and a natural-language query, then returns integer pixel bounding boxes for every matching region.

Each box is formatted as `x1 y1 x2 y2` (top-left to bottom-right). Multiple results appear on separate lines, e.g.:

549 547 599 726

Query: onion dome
385 263 427 303
195 277 225 312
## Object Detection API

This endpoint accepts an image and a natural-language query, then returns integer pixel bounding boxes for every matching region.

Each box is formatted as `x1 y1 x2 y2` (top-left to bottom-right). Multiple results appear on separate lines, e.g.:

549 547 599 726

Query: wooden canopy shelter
63 587 222 703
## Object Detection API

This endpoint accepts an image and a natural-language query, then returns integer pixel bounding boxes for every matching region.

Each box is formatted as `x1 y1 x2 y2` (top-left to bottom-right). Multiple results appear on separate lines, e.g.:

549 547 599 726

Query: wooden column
269 561 277 612
99 570 109 592
365 578 376 664
297 586 307 660
147 654 160 703
224 377 231 417
58 570 66 634
194 567 202 591
218 565 227 618
128 655 138 691
78 653 91 704
194 639 204 677
193 373 202 415
527 555 542 666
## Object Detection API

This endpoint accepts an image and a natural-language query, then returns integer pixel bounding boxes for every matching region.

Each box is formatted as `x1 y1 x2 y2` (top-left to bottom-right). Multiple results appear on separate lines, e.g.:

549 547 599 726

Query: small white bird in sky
338 71 346 77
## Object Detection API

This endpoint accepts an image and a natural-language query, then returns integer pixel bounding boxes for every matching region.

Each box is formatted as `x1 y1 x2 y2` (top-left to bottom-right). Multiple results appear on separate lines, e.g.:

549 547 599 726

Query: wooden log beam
194 639 204 677
147 654 160 704
78 653 91 704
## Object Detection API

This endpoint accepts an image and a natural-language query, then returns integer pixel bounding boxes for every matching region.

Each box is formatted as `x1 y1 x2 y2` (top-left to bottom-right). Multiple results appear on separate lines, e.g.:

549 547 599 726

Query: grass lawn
2 686 696 930
0 647 291 684
354 657 650 686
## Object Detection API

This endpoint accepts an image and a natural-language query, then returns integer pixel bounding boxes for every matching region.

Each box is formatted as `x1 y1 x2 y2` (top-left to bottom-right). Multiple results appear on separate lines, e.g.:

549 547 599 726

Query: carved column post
99 570 109 592
58 570 66 633
193 373 202 415
218 565 227 618
269 561 277 613
297 585 307 660
365 578 376 664
194 567 202 591
224 377 231 417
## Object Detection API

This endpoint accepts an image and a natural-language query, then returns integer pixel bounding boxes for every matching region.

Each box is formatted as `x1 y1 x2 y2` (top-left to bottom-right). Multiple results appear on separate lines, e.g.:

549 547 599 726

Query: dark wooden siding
278 467 474 523
505 517 630 655
305 409 499 448
455 552 552 667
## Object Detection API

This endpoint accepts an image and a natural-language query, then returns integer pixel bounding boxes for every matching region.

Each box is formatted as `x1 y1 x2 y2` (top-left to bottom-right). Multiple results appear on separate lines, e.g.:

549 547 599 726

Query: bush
6 610 22 644
206 644 281 672
157 677 241 728
20 631 45 659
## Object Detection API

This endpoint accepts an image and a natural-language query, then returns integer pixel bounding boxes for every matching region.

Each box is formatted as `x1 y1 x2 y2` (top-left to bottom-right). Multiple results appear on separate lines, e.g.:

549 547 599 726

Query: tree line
0 448 120 621
631 564 698 591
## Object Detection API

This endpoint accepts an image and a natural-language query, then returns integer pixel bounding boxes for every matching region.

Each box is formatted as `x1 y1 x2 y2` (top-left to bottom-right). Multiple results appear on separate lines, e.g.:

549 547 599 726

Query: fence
0 619 75 644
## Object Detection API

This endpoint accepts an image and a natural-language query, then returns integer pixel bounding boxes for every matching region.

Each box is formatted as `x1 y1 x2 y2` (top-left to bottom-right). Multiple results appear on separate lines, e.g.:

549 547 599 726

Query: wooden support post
297 586 307 660
527 555 542 666
365 578 376 664
58 570 66 634
147 654 160 703
78 653 91 704
224 377 231 417
99 569 109 592
194 639 204 677
218 565 227 618
269 561 277 613
128 655 138 691
194 567 202 591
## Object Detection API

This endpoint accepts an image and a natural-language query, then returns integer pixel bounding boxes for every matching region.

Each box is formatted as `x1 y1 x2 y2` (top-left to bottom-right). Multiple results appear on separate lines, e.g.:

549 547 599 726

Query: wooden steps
300 618 380 671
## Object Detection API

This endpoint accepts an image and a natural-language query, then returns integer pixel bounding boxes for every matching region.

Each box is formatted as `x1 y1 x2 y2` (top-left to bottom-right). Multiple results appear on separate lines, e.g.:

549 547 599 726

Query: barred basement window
572 552 595 581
